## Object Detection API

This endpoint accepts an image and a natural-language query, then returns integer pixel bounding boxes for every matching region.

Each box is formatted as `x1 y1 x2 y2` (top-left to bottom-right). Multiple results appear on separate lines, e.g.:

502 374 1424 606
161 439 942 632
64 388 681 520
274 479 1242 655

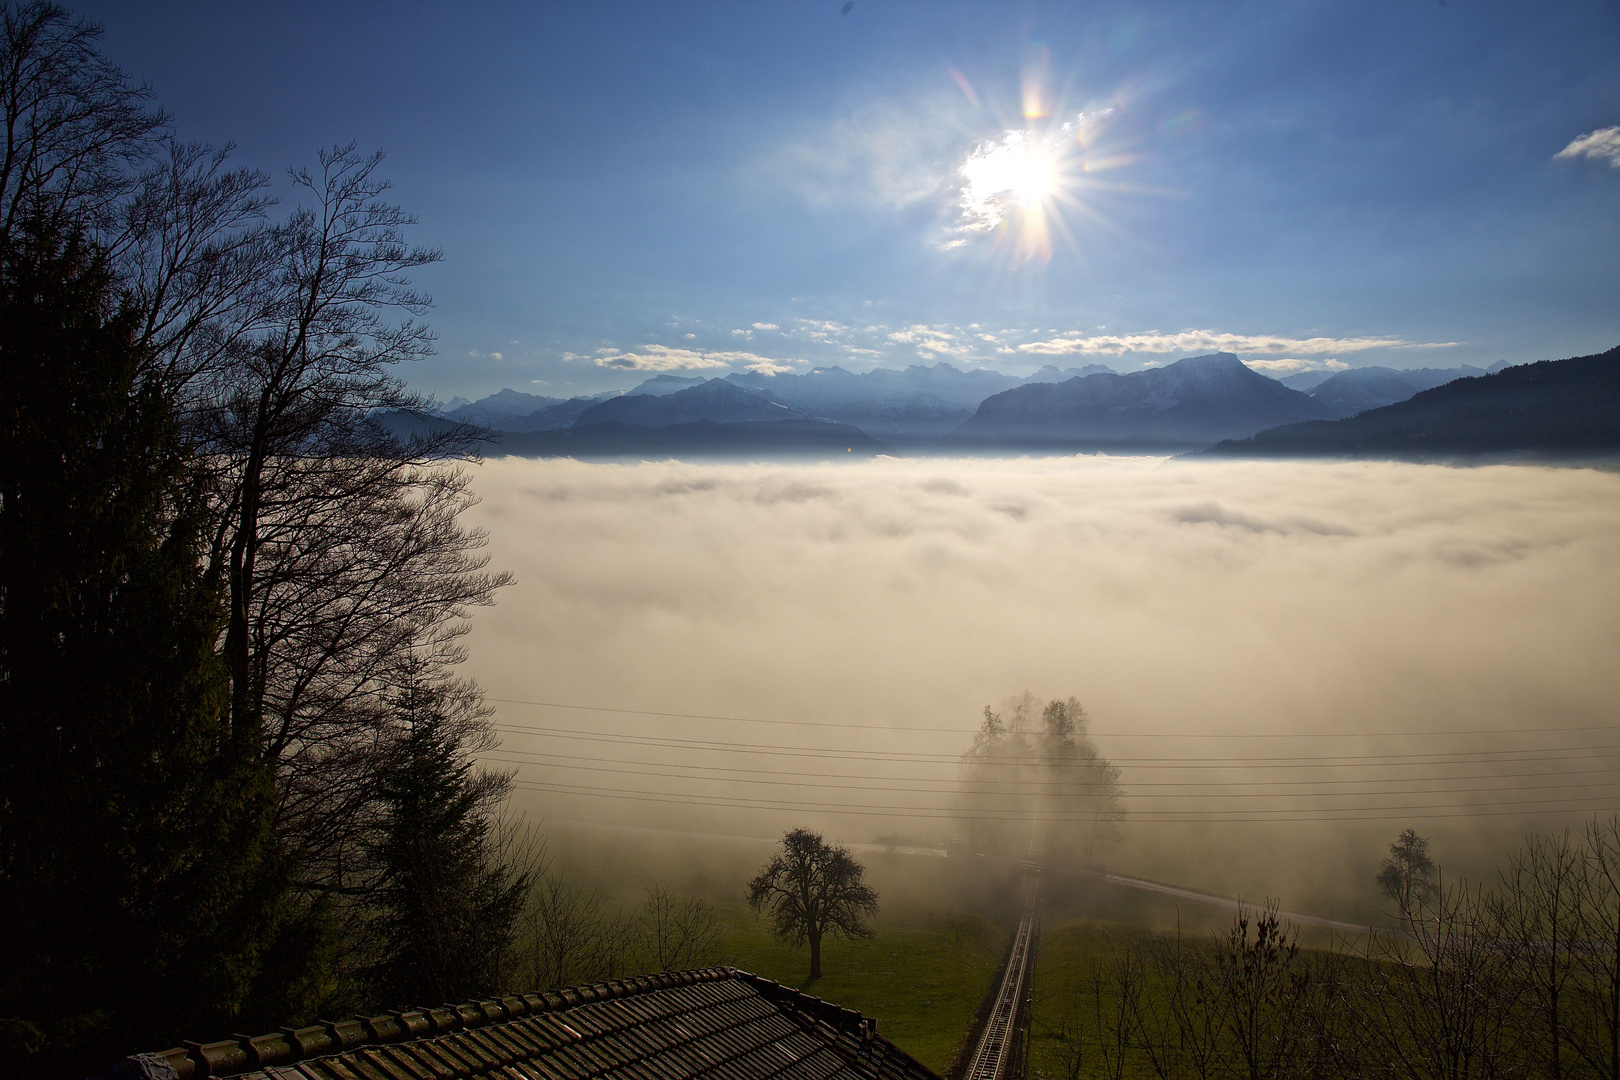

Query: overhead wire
488 699 1620 823
487 697 1620 741
493 722 1620 768
485 751 1620 797
511 779 1620 824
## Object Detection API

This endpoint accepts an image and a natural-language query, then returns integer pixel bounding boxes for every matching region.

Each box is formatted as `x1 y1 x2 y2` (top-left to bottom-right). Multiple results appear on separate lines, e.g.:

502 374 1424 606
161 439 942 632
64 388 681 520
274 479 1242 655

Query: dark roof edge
110 967 741 1080
732 971 939 1079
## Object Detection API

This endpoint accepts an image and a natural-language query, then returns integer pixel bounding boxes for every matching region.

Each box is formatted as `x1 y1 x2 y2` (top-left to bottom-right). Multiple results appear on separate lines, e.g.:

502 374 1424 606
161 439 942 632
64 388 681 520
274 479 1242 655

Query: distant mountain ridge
574 379 804 426
724 361 1114 443
945 353 1339 450
434 361 1118 447
1205 346 1620 459
1304 364 1501 417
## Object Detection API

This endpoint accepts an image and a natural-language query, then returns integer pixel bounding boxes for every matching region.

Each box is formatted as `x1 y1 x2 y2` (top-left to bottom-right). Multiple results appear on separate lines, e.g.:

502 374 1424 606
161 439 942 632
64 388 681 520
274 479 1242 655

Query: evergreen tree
364 673 529 1007
0 222 283 1077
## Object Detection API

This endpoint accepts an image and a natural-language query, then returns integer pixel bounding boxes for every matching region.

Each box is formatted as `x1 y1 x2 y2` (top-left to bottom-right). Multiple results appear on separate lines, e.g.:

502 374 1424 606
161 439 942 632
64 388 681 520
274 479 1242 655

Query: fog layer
462 455 1620 917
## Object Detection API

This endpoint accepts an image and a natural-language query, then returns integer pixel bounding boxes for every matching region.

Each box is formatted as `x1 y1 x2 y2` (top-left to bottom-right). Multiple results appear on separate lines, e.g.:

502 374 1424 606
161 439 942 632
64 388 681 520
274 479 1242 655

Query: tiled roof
109 968 940 1080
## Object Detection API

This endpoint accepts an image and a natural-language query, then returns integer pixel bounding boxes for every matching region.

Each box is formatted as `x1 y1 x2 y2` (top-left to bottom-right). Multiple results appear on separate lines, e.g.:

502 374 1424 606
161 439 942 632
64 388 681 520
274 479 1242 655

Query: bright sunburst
950 56 1132 264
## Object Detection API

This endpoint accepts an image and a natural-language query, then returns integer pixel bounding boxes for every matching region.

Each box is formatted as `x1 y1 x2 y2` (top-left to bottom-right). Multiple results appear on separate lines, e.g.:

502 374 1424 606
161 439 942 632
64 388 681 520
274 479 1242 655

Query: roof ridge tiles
109 966 914 1080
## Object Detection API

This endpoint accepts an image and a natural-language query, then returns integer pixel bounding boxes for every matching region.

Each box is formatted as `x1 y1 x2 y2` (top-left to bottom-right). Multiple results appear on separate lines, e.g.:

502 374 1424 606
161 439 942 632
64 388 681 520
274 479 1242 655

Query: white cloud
1016 330 1457 357
887 324 974 358
743 358 797 375
793 319 854 342
761 95 963 209
1242 358 1350 375
731 328 752 338
1555 126 1620 167
752 322 781 331
591 345 789 373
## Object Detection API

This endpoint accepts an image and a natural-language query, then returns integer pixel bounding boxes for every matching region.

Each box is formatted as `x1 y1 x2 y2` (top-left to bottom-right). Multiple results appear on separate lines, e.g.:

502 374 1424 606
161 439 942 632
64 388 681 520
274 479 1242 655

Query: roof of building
107 967 941 1080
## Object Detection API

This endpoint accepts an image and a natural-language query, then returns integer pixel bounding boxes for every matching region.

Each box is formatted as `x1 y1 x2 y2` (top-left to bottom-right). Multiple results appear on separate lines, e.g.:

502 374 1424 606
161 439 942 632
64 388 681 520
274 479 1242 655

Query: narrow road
964 877 1040 1080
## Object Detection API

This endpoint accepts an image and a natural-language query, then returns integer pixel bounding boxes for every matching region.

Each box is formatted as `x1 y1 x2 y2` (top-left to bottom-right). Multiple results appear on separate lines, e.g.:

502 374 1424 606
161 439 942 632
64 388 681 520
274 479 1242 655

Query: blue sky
83 1 1620 399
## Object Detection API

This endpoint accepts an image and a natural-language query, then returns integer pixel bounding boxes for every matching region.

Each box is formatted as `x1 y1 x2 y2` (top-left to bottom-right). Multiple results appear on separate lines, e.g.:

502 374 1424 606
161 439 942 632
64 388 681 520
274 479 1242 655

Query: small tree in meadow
748 828 878 981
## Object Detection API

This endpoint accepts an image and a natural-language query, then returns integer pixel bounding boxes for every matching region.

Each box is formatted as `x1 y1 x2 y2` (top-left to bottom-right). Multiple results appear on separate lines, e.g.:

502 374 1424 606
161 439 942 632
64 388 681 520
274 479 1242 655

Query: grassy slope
1025 913 1376 1080
715 900 1010 1075
1026 918 1164 1080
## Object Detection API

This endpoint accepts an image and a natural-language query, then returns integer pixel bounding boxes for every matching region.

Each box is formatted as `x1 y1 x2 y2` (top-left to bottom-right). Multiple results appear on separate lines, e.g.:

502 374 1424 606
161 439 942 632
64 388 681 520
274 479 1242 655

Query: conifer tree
363 672 529 1007
0 222 283 1077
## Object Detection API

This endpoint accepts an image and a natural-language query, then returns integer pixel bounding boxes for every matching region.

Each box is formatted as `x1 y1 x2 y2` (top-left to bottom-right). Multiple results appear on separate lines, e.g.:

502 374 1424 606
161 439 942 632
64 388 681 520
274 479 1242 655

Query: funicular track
965 876 1040 1080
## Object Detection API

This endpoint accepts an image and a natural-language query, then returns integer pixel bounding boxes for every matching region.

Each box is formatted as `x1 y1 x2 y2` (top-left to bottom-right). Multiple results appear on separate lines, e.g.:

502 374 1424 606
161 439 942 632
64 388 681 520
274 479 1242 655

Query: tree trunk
809 930 822 982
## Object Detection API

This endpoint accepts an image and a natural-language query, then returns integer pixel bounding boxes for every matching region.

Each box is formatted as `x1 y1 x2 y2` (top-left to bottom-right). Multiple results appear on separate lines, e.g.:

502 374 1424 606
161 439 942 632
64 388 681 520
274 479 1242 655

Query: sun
960 131 1060 213
956 130 1070 260
1010 144 1059 206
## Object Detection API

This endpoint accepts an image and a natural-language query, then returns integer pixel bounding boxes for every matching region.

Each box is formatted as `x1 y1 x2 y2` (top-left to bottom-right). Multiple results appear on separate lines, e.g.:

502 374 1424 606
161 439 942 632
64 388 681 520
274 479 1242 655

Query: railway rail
964 877 1040 1080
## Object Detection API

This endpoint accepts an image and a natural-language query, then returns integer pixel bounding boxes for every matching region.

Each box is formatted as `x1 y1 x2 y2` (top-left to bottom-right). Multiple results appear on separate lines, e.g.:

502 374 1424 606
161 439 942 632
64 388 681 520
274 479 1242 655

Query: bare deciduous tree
1571 817 1620 1080
1499 831 1586 1080
748 828 879 981
638 884 723 972
1355 875 1520 1080
0 2 165 248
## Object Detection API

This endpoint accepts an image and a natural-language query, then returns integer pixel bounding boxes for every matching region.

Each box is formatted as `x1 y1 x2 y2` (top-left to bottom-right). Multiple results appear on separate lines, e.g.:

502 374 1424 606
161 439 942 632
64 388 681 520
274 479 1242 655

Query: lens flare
948 49 1142 265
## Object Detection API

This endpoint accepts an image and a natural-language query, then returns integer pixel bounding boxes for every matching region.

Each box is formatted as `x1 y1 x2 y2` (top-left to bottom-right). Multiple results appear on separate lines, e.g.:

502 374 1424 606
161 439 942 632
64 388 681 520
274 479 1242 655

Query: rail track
964 876 1040 1080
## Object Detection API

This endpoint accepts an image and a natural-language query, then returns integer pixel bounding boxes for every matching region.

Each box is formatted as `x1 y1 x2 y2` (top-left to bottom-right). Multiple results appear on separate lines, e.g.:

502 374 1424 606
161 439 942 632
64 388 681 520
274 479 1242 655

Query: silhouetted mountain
574 379 803 426
944 353 1338 450
493 419 889 458
1205 346 1620 460
1307 365 1492 417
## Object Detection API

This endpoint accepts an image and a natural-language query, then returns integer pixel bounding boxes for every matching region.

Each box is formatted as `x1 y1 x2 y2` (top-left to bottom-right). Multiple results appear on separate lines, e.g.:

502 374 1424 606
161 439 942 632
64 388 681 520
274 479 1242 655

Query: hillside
1205 345 1620 459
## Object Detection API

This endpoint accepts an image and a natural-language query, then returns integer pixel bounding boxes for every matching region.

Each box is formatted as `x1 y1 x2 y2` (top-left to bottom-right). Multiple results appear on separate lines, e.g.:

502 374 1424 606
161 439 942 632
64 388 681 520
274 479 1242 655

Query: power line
493 722 1620 768
487 697 1619 741
487 750 1620 797
511 779 1620 824
512 776 1620 815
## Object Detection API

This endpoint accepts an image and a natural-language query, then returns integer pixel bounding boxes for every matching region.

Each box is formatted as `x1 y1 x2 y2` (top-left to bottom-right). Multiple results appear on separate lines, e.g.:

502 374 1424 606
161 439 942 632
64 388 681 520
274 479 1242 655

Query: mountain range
405 351 1613 460
944 353 1339 451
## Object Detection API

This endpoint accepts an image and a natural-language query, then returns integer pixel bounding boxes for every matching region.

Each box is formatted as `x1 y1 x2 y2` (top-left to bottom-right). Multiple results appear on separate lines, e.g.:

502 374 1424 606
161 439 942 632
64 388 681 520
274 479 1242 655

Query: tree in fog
1037 697 1124 866
957 704 1035 855
748 828 878 981
1378 828 1439 917
957 693 1122 866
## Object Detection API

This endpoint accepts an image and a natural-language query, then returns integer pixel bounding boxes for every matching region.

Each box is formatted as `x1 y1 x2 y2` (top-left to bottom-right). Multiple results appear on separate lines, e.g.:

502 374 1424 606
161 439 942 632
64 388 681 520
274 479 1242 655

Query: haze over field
463 455 1620 916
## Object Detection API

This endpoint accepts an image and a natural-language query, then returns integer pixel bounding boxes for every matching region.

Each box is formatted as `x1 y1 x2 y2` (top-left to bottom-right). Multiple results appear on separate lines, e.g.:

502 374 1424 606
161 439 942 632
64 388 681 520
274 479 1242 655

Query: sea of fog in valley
458 455 1620 923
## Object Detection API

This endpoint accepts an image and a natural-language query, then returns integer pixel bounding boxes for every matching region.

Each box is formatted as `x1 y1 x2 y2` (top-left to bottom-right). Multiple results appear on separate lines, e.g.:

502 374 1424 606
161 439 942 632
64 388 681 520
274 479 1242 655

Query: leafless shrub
638 884 724 972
